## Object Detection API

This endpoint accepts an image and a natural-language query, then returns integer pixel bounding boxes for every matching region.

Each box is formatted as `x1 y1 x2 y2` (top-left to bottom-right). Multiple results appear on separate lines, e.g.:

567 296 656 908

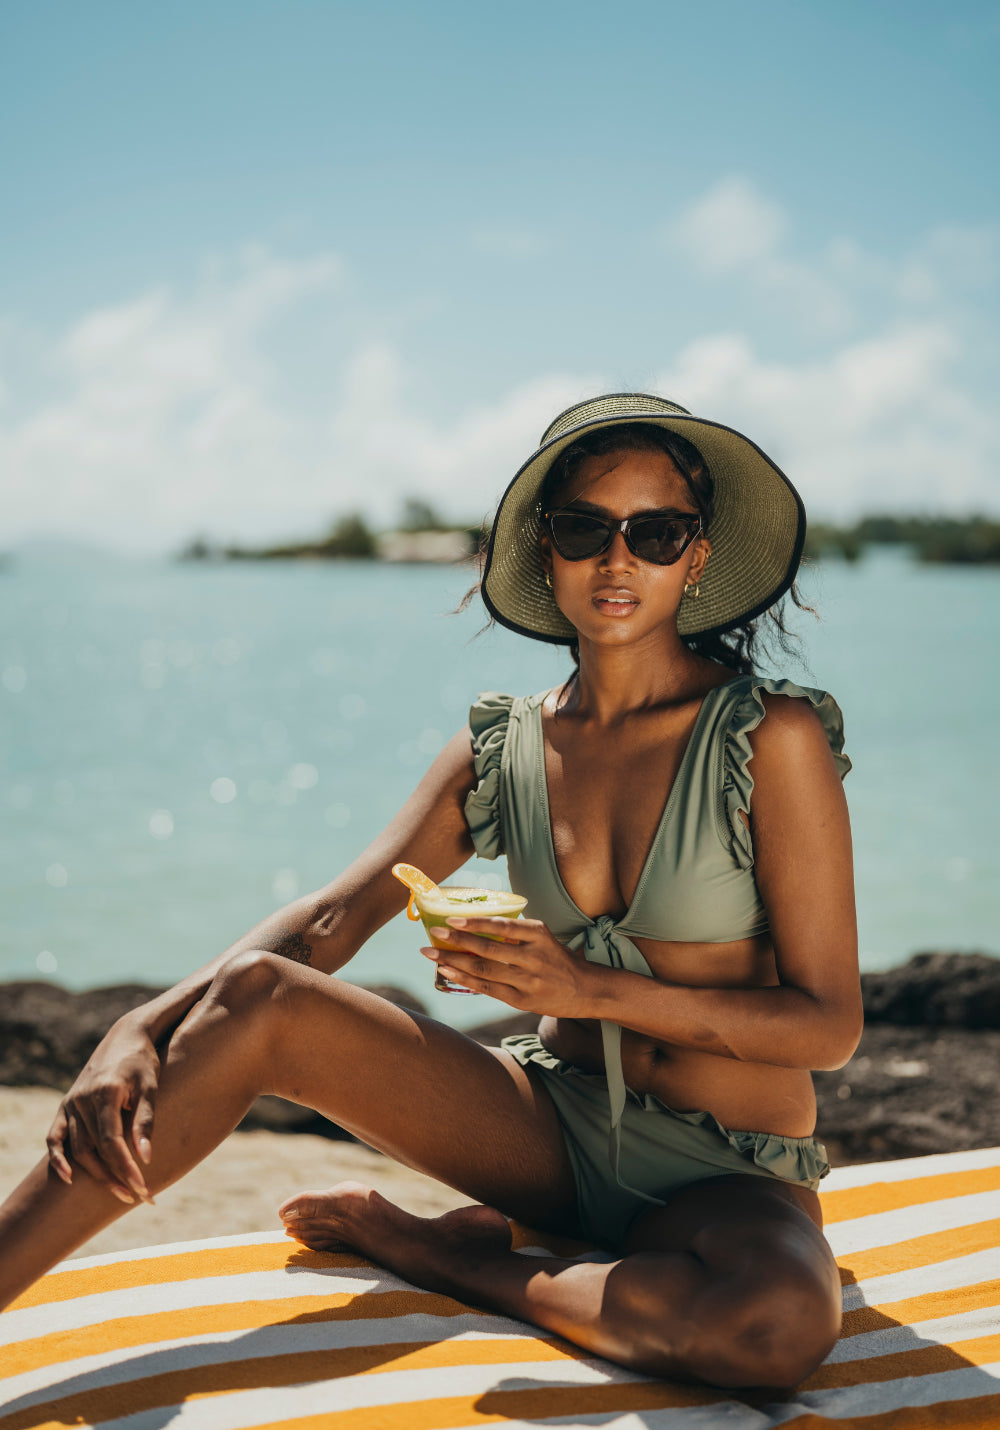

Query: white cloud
1 200 997 553
0 254 592 551
666 178 999 340
671 177 787 274
656 324 997 516
667 178 852 332
1 249 344 551
657 179 999 514
327 342 594 519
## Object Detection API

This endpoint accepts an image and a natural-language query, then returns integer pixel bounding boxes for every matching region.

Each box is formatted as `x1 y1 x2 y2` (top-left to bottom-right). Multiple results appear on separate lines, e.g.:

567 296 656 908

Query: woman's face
539 447 711 651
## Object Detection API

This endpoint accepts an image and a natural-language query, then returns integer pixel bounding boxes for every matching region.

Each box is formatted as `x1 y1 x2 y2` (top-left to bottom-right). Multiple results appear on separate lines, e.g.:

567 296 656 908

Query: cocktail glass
413 885 528 994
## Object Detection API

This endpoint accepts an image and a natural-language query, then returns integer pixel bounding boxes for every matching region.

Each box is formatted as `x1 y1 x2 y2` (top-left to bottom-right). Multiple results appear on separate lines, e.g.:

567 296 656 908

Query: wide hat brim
481 392 806 642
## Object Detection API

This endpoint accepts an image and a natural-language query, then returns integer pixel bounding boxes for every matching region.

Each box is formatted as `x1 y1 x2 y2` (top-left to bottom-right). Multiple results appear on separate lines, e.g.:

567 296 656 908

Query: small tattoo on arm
270 930 313 966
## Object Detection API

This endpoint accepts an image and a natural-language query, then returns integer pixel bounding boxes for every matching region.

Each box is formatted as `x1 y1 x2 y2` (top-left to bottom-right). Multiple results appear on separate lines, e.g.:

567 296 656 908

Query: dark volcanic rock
862 952 1000 1028
813 1023 1000 1164
811 951 1000 1161
0 983 168 1089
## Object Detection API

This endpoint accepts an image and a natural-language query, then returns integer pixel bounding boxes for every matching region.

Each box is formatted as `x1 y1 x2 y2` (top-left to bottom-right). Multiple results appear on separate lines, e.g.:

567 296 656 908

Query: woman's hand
46 1014 160 1205
422 916 592 1015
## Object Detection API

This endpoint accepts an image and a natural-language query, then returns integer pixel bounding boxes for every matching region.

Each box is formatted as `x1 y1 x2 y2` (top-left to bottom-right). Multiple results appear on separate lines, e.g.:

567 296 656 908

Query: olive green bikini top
464 675 851 1197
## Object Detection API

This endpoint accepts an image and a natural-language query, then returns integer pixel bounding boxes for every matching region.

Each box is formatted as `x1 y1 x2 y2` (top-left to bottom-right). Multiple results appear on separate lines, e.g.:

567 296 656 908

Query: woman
0 392 860 1390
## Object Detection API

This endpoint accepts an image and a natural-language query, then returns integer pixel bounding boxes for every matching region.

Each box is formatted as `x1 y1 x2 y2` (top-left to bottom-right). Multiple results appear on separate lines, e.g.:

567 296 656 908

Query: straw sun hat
481 392 806 642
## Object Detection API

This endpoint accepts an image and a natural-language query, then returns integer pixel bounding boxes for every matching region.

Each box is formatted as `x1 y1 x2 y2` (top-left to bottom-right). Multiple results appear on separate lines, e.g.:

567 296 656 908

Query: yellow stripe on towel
6 1150 1000 1430
838 1218 1000 1284
7 1241 365 1311
0 1338 608 1430
821 1165 1000 1225
4 1287 489 1377
802 1331 1000 1390
842 1277 1000 1338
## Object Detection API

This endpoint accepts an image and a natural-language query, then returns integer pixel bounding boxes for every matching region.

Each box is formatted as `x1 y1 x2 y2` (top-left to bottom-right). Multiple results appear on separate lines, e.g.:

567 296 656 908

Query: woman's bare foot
278 1181 513 1297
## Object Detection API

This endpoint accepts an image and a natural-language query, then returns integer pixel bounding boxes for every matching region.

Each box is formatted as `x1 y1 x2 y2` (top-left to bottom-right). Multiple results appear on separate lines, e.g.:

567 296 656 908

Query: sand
0 1088 474 1260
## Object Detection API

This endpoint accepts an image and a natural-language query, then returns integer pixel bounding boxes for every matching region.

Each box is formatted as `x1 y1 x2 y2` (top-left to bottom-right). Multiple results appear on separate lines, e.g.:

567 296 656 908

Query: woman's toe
278 1190 326 1222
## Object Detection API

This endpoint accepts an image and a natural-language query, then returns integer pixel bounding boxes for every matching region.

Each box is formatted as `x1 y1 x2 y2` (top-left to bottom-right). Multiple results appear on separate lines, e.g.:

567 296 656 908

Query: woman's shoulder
719 674 851 781
468 686 559 731
711 673 850 865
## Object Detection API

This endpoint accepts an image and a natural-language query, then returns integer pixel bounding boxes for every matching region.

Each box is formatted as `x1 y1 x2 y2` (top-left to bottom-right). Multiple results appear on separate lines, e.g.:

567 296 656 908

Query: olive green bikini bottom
501 1033 830 1248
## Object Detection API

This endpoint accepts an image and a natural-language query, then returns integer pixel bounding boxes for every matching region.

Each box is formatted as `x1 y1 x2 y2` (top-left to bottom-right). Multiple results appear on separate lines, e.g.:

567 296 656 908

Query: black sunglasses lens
547 512 610 560
546 511 700 564
628 517 698 565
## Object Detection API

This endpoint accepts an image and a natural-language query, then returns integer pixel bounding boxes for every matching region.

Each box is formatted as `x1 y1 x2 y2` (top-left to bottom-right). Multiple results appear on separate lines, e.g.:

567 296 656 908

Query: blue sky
2 0 998 550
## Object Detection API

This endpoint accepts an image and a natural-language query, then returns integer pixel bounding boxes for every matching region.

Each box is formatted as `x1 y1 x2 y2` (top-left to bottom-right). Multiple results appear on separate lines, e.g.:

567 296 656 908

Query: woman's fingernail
138 1138 152 1164
446 917 467 928
111 1185 135 1205
435 928 451 940
283 1207 302 1220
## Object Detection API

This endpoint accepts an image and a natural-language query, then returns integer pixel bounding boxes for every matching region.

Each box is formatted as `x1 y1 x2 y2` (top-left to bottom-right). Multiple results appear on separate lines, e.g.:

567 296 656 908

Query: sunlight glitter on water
2 549 998 1029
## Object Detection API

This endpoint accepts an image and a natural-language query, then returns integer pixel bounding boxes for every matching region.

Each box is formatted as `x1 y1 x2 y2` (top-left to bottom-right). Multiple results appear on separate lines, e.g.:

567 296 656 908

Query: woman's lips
592 592 639 617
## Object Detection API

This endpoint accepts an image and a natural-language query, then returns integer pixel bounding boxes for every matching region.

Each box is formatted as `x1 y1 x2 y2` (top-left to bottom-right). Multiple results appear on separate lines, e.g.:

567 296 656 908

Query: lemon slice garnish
391 862 440 920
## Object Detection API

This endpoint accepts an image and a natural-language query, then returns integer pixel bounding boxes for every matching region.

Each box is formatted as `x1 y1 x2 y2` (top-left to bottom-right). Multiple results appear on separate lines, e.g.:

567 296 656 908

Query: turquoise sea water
2 549 998 1029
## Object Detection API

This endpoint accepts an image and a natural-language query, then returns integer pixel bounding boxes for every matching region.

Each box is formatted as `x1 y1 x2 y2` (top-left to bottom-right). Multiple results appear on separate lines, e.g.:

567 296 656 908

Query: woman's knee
688 1264 840 1389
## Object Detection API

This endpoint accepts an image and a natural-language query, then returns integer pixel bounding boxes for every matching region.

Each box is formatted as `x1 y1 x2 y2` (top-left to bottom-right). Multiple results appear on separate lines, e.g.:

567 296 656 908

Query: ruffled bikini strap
723 677 852 869
464 691 515 860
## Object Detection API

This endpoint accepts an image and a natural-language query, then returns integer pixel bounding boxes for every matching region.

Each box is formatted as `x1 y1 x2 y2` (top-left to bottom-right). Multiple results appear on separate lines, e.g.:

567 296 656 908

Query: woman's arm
47 727 479 1197
430 696 862 1071
125 725 479 1029
591 693 861 1068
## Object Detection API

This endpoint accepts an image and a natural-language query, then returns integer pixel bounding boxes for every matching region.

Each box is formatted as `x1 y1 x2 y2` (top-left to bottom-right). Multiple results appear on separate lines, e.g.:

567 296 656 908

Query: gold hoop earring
683 582 700 598
544 571 553 589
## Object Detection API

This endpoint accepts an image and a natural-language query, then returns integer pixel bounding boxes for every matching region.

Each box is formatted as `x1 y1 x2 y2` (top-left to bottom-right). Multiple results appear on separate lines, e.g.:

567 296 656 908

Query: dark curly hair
537 423 809 676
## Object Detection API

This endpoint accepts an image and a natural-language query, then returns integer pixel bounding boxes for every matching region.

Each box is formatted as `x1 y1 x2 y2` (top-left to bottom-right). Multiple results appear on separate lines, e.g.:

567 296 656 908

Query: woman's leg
0 950 577 1310
1 952 840 1387
279 1174 841 1390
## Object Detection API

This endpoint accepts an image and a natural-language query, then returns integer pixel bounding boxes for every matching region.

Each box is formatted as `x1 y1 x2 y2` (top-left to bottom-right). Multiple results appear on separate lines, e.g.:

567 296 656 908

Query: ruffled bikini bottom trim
501 1031 830 1186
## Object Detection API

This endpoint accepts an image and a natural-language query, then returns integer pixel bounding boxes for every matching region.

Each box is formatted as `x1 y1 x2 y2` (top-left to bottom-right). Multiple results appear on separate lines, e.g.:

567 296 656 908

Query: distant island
178 499 484 566
176 505 1000 566
805 514 1000 565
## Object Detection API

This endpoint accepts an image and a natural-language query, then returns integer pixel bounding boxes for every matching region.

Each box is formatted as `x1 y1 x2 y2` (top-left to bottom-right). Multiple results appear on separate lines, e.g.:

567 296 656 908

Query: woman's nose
598 529 635 570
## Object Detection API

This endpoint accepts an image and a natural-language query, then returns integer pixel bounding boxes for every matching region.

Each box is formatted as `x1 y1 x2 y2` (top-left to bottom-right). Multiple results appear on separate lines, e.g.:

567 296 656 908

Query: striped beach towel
3 1145 1000 1428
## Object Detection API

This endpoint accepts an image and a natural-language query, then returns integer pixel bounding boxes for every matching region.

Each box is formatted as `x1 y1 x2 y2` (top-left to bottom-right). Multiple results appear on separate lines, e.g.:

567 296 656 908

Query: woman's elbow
810 997 864 1071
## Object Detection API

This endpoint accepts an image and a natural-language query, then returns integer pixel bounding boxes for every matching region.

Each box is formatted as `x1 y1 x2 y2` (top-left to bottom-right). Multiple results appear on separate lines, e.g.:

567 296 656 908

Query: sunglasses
542 508 703 566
